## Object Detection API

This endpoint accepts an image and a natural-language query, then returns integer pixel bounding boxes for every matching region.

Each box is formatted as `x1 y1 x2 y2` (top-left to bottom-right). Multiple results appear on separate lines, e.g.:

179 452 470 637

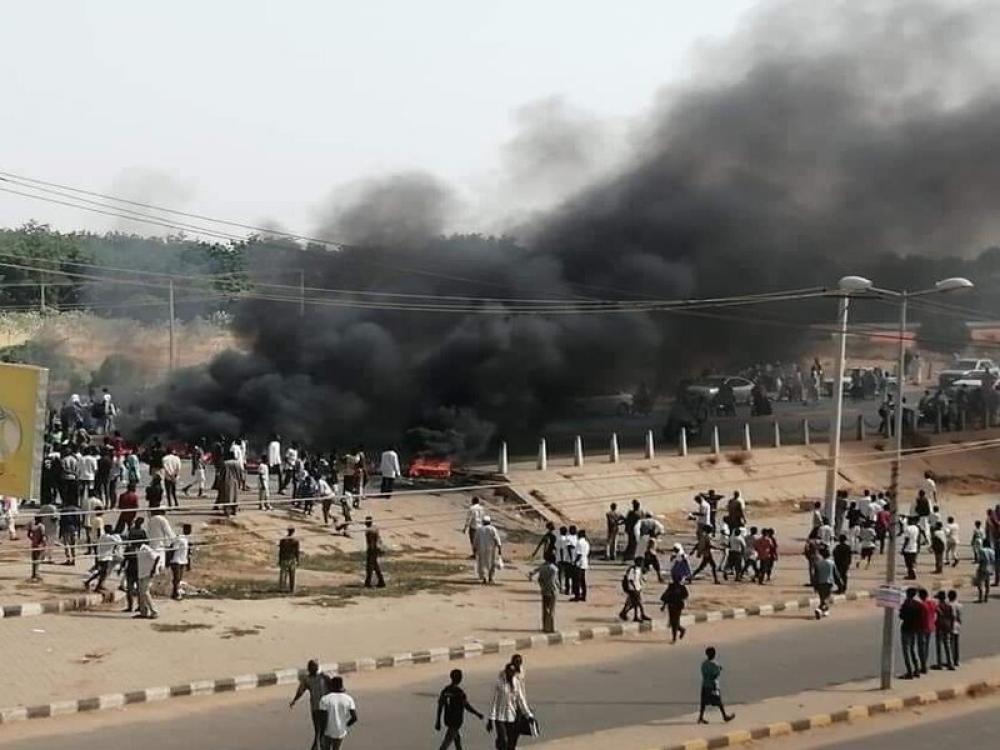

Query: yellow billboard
0 363 48 499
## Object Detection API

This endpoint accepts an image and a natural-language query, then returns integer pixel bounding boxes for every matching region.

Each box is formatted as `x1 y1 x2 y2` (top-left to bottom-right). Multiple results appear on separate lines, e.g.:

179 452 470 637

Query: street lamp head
934 277 974 293
837 276 873 293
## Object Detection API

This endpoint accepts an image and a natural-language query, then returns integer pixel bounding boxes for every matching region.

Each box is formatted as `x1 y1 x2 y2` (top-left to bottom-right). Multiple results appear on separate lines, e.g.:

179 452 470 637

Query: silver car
686 376 754 405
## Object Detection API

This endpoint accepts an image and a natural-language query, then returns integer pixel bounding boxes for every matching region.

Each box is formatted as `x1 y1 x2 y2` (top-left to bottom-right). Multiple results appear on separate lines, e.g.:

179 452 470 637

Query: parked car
686 376 754 405
939 358 997 388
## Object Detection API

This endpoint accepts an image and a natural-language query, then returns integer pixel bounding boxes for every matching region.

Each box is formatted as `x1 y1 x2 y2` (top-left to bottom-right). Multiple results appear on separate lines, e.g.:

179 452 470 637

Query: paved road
813 699 1000 749
9 604 1000 750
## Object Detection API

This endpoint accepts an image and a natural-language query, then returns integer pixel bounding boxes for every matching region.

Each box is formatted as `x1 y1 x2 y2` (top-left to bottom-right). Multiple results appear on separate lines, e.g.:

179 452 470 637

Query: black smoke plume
148 0 1000 456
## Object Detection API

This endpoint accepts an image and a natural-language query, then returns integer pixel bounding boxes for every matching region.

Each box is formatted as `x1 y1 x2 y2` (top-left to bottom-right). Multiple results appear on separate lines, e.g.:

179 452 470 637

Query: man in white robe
474 516 503 584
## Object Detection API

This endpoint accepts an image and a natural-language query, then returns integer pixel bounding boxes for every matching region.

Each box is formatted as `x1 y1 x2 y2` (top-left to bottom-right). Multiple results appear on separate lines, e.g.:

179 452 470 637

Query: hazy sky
1 0 759 240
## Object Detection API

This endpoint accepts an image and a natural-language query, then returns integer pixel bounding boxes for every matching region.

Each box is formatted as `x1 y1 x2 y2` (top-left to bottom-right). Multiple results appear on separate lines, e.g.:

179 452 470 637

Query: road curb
654 677 1000 750
0 587 880 725
0 590 122 619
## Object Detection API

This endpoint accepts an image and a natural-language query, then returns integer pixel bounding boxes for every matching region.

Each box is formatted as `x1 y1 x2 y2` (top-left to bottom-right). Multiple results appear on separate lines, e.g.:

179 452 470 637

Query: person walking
135 542 160 620
474 517 502 585
215 449 244 516
697 647 735 724
623 499 641 560
832 534 852 594
487 663 531 750
170 523 192 600
812 547 840 619
364 517 386 588
527 552 559 633
974 540 994 602
619 557 651 622
279 527 301 593
258 457 273 511
85 524 120 592
290 659 329 750
901 516 921 580
317 675 358 749
689 526 719 584
181 442 206 498
660 579 689 643
435 668 483 750
462 498 485 559
161 446 182 508
267 435 283 493
123 517 148 613
28 515 46 581
379 447 401 498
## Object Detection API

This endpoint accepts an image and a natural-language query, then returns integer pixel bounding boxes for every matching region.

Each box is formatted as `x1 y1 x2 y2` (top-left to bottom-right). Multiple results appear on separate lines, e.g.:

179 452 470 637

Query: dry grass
726 451 753 466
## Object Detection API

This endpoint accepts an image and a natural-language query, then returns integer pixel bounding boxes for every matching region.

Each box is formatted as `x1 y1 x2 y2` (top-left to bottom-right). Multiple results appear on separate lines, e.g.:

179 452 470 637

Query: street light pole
824 276 873 521
870 277 972 691
824 295 850 521
879 291 906 690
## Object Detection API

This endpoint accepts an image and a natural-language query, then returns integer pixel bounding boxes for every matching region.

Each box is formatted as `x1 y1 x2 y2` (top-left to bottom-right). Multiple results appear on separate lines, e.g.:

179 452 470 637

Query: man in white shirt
136 543 160 619
619 557 651 622
146 509 175 574
474 517 503 585
258 459 272 511
280 445 299 495
171 523 191 600
267 435 282 491
902 516 922 580
572 529 591 602
318 676 358 748
945 516 960 567
462 497 485 558
379 448 401 498
79 447 98 498
161 446 182 508
561 527 578 596
85 524 120 592
922 471 938 505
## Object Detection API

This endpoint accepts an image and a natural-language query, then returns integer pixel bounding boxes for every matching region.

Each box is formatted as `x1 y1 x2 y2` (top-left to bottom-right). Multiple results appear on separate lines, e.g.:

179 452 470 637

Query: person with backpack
619 557 651 623
933 590 955 670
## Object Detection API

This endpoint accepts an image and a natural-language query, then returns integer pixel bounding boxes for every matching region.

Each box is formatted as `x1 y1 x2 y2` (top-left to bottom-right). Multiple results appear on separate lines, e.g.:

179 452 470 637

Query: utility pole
880 291 907 690
168 279 176 372
299 269 305 317
824 294 850 521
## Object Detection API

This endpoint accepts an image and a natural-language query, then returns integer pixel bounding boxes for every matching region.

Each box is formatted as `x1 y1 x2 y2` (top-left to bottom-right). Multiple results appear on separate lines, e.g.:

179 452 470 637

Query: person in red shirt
754 528 778 584
28 516 46 581
917 588 937 675
115 482 139 534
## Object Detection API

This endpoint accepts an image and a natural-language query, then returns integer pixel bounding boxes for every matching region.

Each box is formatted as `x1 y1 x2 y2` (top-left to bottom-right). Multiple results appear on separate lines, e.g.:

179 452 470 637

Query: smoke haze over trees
7 1 1000 456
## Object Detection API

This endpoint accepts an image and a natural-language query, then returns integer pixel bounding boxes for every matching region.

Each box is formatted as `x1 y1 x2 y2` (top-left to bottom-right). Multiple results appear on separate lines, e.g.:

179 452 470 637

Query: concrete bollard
498 441 509 475
574 435 585 466
856 414 865 441
711 425 721 455
935 409 942 434
772 421 781 448
742 423 752 452
610 433 620 463
960 410 967 431
803 418 811 445
644 429 655 460
537 438 548 471
678 429 688 457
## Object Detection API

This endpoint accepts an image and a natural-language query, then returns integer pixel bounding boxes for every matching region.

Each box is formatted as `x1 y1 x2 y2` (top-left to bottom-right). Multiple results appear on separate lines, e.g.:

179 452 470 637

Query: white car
686 376 754 405
939 358 997 387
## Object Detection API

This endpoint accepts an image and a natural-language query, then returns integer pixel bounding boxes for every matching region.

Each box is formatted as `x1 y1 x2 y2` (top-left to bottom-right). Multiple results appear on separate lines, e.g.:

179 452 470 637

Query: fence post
772 421 781 448
803 418 811 446
711 425 721 455
644 429 655 460
610 433 620 463
678 429 688 457
742 423 752 451
498 441 509 475
856 414 865 441
537 438 548 471
935 408 942 434
960 410 967 432
574 435 585 467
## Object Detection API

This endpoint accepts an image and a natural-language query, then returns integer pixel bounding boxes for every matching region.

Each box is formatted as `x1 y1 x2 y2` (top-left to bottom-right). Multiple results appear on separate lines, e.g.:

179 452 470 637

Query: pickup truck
938 358 998 388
